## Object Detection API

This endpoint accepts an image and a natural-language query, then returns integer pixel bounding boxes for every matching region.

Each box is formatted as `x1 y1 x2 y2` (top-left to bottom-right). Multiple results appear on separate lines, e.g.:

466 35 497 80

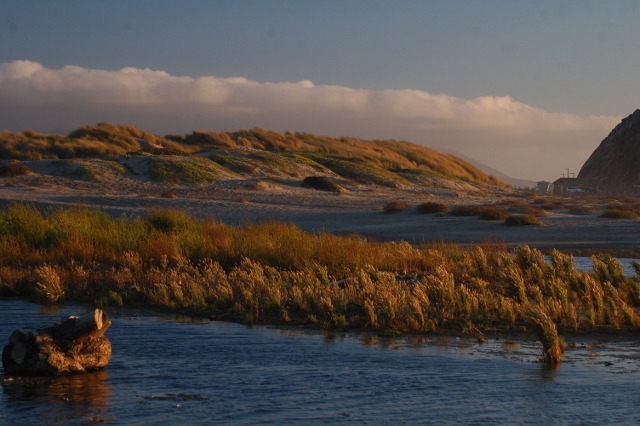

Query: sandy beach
2 164 639 257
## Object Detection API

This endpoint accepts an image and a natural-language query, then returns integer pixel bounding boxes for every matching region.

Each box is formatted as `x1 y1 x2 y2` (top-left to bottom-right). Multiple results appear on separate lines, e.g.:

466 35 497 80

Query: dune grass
0 162 32 177
305 153 410 188
147 156 236 185
0 123 187 160
1 123 505 186
302 176 344 193
171 127 500 184
1 204 639 350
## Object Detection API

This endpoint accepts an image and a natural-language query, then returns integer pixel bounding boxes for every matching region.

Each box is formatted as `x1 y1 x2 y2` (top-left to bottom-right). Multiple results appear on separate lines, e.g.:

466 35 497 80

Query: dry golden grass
0 162 32 177
1 205 639 346
0 123 188 160
170 128 505 186
1 123 506 186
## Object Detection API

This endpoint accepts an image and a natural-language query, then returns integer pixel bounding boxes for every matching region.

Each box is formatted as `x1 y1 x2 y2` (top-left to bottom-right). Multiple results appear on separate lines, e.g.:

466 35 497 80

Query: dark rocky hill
578 109 640 193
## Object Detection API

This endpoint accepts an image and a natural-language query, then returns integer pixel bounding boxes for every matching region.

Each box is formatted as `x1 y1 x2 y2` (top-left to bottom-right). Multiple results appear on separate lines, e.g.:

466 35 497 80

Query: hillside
578 109 640 192
0 122 505 188
442 148 535 189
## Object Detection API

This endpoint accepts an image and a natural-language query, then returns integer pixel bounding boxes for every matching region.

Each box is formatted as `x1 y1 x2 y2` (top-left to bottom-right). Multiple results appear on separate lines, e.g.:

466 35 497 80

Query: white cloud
0 60 620 180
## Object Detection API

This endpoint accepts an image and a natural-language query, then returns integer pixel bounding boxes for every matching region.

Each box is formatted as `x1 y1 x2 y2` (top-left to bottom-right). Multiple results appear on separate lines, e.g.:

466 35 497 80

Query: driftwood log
2 309 112 376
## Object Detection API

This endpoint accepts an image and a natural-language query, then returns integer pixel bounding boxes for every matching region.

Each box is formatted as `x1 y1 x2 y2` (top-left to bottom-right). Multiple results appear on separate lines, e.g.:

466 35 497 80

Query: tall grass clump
450 205 484 216
478 207 509 221
504 214 542 226
521 205 546 217
416 202 449 214
528 306 565 364
383 201 410 213
600 209 637 219
2 204 640 339
33 265 65 304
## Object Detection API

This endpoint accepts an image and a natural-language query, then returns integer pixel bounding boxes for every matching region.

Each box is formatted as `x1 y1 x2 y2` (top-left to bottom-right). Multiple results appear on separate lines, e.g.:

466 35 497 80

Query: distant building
552 177 597 195
536 181 554 194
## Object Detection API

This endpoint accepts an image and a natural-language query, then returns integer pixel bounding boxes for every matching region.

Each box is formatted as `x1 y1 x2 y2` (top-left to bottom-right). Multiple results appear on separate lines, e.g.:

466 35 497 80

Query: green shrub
522 205 546 217
504 214 542 226
450 205 483 216
600 209 637 219
479 207 509 221
383 201 410 213
416 202 449 214
567 205 594 215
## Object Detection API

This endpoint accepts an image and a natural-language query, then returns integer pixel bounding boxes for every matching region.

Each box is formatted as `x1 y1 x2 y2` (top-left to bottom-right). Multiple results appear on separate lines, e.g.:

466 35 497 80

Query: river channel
2 299 640 425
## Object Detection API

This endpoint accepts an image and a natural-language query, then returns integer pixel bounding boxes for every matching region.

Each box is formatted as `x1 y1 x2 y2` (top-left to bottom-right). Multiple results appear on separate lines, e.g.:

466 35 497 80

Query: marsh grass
1 205 639 339
529 306 565 363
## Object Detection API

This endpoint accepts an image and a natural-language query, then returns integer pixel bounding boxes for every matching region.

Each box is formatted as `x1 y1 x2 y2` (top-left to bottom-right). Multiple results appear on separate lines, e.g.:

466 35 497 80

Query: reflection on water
561 256 639 276
37 304 67 316
2 371 112 425
2 299 640 425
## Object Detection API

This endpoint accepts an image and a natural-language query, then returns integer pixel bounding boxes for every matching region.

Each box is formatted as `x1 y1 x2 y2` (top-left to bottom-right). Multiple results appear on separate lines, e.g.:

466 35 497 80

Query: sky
1 1 639 181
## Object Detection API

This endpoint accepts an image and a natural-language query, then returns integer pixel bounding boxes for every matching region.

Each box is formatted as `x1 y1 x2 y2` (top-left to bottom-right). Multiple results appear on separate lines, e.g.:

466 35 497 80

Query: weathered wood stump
2 309 112 376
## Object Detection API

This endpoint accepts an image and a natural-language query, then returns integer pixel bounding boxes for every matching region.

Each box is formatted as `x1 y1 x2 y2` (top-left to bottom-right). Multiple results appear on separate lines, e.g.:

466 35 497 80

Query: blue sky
1 1 639 180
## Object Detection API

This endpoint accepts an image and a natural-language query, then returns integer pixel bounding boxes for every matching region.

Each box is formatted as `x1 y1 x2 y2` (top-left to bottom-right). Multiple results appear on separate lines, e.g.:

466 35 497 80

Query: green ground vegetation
147 156 236 185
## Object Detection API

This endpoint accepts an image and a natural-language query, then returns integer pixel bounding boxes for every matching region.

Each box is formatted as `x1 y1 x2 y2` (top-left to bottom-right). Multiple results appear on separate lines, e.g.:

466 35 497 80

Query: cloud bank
0 60 619 180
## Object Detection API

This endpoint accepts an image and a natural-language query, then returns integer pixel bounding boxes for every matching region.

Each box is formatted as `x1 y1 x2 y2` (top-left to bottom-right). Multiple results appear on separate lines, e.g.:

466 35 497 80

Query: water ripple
1 300 640 425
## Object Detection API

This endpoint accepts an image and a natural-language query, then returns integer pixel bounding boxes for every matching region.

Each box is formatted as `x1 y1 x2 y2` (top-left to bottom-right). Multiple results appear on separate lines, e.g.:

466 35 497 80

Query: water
2 300 640 425
571 256 639 276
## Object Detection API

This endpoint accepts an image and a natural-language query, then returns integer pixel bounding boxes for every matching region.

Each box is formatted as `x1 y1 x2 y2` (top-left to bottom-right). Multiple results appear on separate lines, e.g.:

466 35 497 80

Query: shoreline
1 173 640 256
